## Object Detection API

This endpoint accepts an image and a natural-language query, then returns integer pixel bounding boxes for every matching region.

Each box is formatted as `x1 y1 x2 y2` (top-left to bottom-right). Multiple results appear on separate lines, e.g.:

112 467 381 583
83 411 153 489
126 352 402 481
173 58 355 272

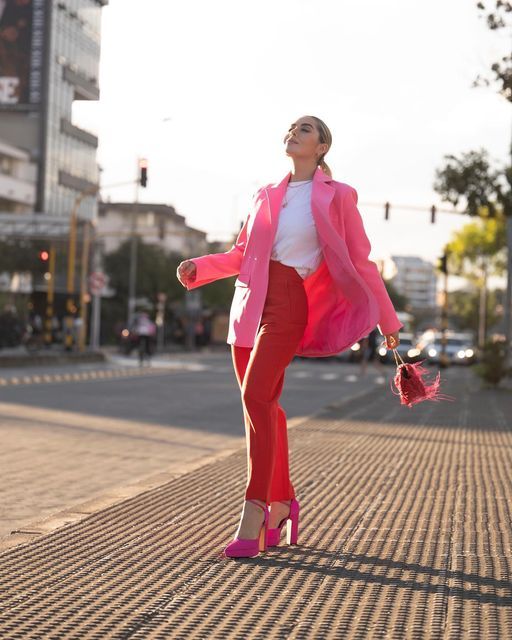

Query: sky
74 0 510 288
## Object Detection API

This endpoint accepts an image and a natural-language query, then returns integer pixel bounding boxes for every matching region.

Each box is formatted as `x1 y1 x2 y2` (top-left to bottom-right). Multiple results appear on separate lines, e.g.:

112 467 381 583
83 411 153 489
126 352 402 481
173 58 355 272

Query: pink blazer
185 166 403 357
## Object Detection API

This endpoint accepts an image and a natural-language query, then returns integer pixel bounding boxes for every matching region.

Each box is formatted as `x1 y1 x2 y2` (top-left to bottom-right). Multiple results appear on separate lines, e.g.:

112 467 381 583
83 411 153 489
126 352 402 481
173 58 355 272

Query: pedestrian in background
131 310 156 366
177 115 402 558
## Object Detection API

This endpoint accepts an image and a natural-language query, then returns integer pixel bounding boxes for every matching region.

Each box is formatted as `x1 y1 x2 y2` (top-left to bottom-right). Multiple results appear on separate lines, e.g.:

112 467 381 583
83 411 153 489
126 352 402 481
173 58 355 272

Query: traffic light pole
440 268 449 368
44 243 56 346
78 221 91 352
65 185 99 351
89 232 102 351
64 209 78 351
127 159 142 327
127 158 148 327
505 214 512 368
437 251 450 368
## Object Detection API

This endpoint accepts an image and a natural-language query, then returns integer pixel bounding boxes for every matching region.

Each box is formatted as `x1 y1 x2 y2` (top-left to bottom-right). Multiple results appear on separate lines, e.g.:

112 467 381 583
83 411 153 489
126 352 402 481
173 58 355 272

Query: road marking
320 373 339 380
0 361 376 388
0 367 180 388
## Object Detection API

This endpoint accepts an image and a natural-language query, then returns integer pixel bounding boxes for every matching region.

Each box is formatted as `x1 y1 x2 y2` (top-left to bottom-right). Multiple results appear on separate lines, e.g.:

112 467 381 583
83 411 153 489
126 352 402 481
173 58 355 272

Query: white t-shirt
270 179 323 279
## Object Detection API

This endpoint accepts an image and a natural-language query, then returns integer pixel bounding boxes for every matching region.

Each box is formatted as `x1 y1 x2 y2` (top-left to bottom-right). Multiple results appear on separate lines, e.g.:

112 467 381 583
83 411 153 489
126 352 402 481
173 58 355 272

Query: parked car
420 333 476 365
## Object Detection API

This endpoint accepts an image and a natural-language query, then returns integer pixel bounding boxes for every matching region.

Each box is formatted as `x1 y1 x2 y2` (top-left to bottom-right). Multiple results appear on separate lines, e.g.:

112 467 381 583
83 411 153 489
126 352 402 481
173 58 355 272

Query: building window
0 156 13 176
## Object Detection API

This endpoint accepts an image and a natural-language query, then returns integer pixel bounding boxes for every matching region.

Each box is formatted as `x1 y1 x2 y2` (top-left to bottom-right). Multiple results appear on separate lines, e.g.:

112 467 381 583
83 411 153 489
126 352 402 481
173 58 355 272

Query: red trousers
231 259 309 504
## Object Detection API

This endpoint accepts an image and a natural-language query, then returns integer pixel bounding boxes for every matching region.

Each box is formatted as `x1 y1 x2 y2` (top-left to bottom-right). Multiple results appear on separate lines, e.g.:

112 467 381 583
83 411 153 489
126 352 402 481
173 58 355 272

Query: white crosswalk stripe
320 373 339 380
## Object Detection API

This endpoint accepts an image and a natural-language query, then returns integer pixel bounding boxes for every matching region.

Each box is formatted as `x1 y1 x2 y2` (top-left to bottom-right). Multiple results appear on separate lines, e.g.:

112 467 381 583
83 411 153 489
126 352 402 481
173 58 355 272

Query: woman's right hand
177 260 197 287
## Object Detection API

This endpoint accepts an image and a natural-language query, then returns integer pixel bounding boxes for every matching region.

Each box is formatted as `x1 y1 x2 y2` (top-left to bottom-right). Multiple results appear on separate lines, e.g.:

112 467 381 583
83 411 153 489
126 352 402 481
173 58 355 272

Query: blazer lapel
266 171 290 236
310 167 336 249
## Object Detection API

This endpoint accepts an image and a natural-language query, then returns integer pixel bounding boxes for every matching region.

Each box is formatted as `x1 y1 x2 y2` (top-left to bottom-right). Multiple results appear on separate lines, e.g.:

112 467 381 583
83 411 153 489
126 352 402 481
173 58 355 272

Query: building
0 0 108 220
0 138 37 213
384 255 437 311
97 201 209 257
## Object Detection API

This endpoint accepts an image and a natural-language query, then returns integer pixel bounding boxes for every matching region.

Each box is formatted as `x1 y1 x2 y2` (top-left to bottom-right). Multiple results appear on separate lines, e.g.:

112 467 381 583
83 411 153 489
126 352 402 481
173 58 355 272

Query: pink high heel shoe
223 499 269 558
266 498 300 547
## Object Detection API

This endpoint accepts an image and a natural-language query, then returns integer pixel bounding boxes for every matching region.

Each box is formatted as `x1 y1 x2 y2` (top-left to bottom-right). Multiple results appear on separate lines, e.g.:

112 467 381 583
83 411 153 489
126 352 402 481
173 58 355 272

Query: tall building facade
0 0 107 220
384 255 437 311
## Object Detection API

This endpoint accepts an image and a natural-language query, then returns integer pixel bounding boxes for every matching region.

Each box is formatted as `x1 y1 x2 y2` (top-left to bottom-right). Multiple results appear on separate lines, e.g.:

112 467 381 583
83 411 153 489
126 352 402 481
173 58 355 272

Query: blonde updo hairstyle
309 115 333 178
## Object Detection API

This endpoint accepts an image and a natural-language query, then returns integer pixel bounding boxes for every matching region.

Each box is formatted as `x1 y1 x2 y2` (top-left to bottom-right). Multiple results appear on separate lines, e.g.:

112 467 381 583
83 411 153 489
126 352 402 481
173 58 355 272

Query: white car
422 335 476 365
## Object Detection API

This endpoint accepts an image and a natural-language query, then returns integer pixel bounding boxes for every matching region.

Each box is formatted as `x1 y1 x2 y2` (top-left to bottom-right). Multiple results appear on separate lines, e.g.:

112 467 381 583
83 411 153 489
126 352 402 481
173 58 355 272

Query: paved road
0 349 390 540
2 365 509 639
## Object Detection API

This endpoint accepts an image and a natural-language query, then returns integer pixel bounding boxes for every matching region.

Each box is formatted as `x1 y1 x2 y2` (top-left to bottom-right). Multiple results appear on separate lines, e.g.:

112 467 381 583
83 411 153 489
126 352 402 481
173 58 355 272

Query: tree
472 1 512 364
443 206 506 346
102 239 236 343
474 2 512 101
433 149 508 218
434 3 512 363
104 239 184 304
434 148 511 349
446 216 506 280
449 288 503 334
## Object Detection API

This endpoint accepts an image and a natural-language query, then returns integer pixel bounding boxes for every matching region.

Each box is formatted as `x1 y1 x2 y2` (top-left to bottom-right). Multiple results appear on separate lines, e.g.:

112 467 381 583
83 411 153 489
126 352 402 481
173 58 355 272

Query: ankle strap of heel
247 499 268 512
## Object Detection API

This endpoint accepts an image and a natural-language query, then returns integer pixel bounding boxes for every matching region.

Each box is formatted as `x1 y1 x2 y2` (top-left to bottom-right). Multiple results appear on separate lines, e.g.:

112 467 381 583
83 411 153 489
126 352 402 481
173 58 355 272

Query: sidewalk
0 368 511 639
0 342 230 369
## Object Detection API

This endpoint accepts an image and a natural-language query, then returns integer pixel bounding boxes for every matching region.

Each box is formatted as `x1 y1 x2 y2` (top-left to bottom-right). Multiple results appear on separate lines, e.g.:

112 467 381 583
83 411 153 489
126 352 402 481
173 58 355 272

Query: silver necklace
282 180 312 208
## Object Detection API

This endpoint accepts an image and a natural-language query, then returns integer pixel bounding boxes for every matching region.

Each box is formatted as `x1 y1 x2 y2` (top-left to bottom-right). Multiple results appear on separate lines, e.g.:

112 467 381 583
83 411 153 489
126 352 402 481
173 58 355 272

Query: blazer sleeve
343 186 403 336
184 196 255 291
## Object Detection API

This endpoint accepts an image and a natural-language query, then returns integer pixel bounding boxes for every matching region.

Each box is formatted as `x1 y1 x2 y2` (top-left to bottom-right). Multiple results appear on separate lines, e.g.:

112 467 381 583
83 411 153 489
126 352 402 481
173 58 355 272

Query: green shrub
473 338 511 387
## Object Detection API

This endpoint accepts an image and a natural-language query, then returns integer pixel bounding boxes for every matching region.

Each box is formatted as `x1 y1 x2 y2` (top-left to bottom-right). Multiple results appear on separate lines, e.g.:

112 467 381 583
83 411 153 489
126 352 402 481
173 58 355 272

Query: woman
177 115 402 559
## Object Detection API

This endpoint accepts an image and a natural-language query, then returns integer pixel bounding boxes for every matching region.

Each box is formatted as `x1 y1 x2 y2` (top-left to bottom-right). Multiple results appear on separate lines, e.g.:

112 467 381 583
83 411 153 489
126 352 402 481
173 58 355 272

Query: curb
0 365 178 387
0 351 106 369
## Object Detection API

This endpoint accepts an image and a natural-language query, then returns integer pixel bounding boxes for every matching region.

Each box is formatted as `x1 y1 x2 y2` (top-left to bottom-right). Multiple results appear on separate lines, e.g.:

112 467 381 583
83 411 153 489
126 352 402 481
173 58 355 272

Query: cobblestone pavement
0 367 510 638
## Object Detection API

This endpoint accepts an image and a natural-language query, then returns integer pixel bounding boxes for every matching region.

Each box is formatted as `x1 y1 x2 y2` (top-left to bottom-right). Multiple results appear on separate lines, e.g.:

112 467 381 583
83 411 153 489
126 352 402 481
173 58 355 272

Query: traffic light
139 158 148 188
437 253 448 274
38 249 49 262
384 201 390 221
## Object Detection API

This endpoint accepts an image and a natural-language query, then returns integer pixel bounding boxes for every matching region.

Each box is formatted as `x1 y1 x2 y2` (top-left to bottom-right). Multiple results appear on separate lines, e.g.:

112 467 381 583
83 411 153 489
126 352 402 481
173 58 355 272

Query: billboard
0 0 46 108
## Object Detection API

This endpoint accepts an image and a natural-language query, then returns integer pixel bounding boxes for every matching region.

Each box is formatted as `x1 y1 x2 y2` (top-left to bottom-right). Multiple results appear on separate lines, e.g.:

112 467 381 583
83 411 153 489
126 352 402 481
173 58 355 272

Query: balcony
58 170 98 194
60 118 98 148
62 66 100 101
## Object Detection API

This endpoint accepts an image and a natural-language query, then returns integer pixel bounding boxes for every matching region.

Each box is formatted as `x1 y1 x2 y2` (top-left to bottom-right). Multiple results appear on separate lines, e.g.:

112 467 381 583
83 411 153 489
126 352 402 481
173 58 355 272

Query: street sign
89 271 107 295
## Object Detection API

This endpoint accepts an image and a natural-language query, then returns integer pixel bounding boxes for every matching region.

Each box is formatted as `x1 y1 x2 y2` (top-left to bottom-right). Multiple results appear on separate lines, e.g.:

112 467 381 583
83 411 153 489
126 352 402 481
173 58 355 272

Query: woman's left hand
383 331 400 349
